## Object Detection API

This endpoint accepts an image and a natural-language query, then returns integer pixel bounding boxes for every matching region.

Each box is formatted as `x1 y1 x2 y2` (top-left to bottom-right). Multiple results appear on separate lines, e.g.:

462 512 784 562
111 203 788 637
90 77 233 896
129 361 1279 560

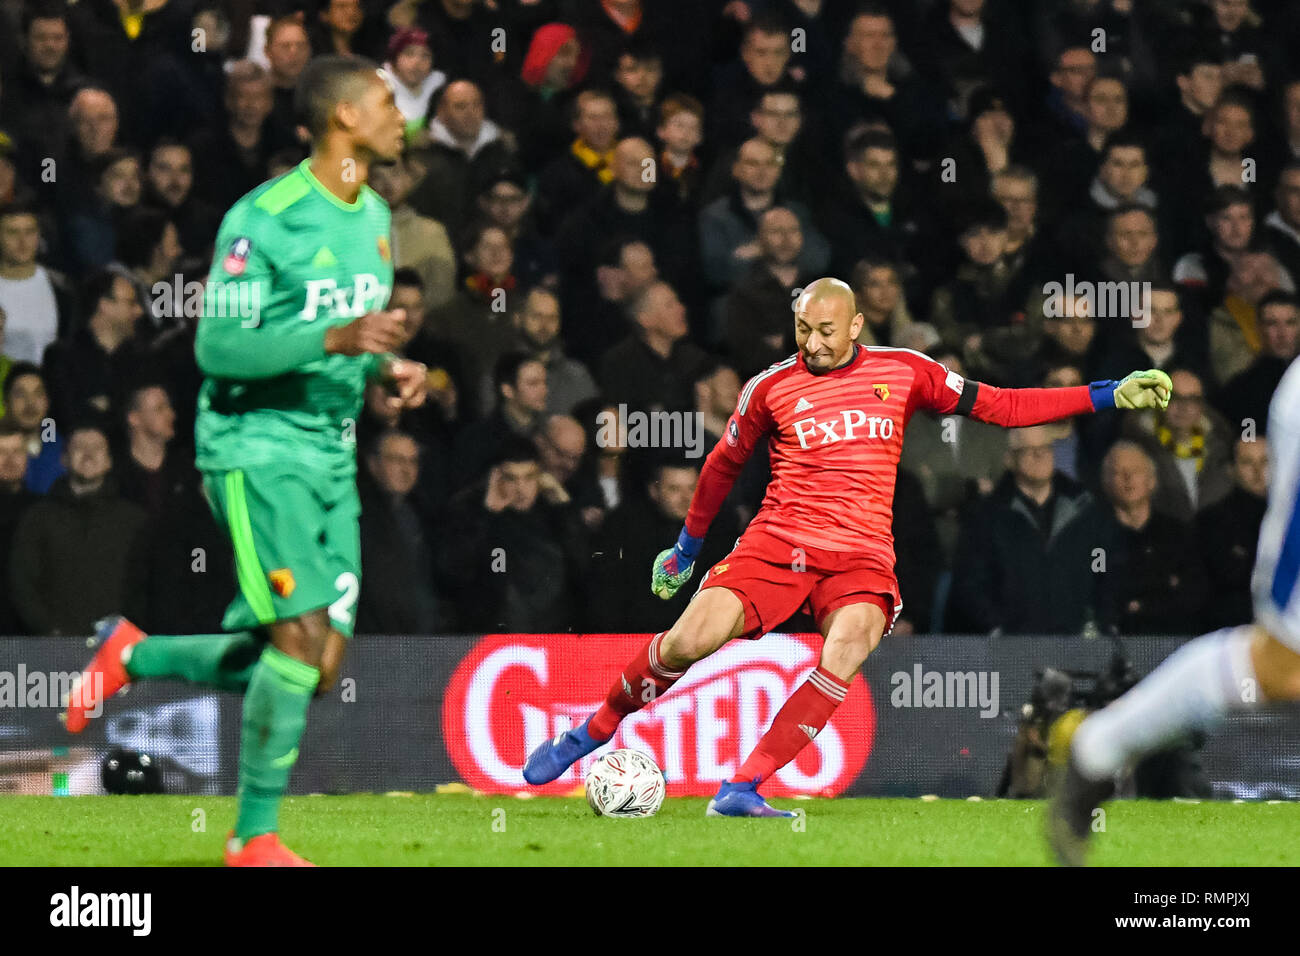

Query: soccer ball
584 749 665 818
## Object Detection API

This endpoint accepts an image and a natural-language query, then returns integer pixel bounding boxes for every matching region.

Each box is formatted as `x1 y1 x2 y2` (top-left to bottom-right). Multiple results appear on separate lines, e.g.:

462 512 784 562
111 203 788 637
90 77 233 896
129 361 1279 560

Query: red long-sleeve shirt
686 346 1097 565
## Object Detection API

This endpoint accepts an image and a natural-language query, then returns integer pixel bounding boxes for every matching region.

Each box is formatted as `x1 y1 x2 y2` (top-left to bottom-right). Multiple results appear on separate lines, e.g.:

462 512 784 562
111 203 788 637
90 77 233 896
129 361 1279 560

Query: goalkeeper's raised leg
526 279 1174 819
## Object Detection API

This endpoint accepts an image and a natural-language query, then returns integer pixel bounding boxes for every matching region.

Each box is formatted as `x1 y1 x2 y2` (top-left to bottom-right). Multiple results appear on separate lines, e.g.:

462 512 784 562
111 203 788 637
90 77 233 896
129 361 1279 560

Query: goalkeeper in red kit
525 277 1173 816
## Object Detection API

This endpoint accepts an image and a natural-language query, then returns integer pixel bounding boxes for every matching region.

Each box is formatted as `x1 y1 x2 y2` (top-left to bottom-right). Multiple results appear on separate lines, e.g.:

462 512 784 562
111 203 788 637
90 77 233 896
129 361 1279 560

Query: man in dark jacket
535 89 621 234
1213 291 1298 432
3 5 85 168
1197 437 1269 630
437 437 588 632
357 429 444 635
43 269 148 428
406 80 514 237
114 383 191 518
1097 440 1207 636
415 0 507 98
66 0 192 147
187 61 297 211
141 140 221 262
818 127 938 293
554 137 692 299
722 206 812 374
599 280 708 415
9 422 146 635
949 424 1106 635
451 351 548 494
707 14 802 156
1092 285 1206 384
0 418 35 633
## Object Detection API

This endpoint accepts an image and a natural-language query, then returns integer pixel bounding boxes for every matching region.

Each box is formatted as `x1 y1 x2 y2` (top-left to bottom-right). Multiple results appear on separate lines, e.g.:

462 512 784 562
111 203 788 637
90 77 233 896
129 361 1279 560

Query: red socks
732 667 849 784
588 633 684 741
586 639 850 788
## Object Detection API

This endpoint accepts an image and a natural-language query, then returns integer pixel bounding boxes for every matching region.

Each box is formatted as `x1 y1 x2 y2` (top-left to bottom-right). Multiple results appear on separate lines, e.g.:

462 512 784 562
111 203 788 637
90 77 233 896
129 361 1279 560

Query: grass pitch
1 793 1296 866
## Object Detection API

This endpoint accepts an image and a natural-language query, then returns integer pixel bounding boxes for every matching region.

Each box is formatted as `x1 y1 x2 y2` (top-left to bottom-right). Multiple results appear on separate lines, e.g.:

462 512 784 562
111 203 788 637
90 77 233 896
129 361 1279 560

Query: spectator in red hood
499 23 589 170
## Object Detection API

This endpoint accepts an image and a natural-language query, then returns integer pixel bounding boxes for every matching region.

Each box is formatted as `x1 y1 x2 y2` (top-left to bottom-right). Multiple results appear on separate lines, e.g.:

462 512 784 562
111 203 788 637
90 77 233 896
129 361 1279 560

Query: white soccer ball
584 749 666 818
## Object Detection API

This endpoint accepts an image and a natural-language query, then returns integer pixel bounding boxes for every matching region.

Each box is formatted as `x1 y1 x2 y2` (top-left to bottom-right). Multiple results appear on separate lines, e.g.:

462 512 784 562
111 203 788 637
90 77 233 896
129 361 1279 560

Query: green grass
1 794 1296 866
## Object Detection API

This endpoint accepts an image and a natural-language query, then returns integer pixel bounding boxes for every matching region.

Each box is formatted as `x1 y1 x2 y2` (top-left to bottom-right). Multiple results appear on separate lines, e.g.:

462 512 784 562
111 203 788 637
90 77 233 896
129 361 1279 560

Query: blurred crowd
0 0 1296 637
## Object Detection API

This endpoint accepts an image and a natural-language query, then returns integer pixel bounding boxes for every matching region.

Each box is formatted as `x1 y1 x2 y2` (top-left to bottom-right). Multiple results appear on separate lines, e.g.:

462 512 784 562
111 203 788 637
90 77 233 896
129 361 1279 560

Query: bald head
797 277 856 315
70 87 115 120
538 414 586 482
794 278 864 373
545 414 585 449
614 137 655 192
70 88 118 156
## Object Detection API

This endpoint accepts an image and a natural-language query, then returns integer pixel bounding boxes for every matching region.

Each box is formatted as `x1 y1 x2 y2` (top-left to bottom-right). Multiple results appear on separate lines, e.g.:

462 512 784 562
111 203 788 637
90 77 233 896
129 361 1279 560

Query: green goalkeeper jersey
194 159 394 477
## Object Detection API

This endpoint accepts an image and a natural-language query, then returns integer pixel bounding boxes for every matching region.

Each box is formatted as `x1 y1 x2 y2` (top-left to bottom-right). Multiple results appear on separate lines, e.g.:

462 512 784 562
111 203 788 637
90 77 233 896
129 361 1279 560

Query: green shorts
202 464 361 639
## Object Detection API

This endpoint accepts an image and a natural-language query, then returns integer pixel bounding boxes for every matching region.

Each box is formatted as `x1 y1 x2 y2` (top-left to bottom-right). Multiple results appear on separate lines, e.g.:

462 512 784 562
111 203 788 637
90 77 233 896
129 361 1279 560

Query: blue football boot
706 778 796 817
522 716 606 785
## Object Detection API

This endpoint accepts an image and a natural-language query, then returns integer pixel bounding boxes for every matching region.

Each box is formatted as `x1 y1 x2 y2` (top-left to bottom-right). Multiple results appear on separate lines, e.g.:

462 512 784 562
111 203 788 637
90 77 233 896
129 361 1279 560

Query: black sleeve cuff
955 380 979 416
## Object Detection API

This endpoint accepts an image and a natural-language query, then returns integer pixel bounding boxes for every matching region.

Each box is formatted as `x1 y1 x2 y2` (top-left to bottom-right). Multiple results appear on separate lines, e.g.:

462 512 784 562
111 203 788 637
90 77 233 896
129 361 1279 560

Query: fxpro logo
793 410 894 449
0 667 100 716
50 887 151 936
890 665 999 718
299 274 390 321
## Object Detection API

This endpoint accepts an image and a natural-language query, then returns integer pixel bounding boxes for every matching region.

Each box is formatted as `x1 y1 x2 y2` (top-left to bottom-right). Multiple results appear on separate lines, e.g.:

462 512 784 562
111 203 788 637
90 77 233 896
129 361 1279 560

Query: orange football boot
62 616 147 733
224 832 317 867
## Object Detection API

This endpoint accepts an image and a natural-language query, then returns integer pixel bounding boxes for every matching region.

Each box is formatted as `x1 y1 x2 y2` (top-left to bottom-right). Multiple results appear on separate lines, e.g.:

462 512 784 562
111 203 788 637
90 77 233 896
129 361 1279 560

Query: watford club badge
223 237 252 276
873 384 890 402
268 568 296 598
377 236 391 262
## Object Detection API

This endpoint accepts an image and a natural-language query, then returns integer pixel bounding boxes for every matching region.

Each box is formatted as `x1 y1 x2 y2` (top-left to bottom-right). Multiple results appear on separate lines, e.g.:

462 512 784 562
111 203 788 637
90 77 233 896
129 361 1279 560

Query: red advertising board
442 634 876 796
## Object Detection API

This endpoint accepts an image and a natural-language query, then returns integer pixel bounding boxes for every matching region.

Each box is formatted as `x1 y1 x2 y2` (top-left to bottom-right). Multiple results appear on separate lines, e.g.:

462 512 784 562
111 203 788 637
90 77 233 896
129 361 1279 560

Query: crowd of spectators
0 0 1295 637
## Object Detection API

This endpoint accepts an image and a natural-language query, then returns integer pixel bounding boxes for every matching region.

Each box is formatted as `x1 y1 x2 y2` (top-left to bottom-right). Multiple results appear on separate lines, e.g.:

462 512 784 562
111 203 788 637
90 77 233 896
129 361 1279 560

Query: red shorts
695 528 901 638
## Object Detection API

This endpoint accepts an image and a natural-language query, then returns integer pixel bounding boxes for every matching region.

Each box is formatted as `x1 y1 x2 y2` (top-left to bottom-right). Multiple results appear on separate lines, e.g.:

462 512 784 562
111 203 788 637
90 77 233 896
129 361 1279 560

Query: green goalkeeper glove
651 529 704 600
1089 369 1173 411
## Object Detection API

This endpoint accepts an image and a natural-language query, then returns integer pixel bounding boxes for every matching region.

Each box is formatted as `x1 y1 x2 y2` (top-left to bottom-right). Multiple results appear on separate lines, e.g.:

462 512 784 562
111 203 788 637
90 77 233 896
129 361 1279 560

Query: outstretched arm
910 357 1173 426
967 370 1172 426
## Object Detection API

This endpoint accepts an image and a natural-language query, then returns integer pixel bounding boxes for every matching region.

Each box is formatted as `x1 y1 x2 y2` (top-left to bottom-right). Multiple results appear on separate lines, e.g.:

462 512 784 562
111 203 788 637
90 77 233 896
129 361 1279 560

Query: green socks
121 633 321 840
235 645 320 840
124 631 265 693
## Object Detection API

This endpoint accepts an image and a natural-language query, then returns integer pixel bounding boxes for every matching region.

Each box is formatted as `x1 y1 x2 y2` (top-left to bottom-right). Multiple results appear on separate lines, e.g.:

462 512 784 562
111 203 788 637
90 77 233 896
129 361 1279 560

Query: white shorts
1253 358 1300 651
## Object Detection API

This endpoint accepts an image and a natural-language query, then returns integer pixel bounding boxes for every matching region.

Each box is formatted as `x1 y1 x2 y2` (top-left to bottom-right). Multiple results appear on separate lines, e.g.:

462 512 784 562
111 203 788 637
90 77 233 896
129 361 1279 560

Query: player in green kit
61 56 428 866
